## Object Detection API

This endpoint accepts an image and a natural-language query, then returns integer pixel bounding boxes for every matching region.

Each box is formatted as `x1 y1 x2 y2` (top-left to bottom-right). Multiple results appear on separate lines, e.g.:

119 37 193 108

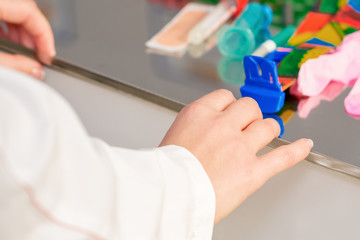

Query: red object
334 5 360 28
234 0 248 16
279 77 297 91
148 0 188 9
294 12 333 35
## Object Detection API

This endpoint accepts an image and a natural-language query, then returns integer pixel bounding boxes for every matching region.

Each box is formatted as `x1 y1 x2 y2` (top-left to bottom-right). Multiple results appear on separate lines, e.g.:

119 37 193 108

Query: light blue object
349 0 360 12
240 56 285 113
217 3 273 58
217 57 245 85
272 25 296 46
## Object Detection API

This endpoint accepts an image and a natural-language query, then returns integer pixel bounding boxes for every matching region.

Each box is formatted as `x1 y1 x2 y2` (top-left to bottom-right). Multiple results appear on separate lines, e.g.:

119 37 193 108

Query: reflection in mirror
188 31 218 58
35 0 77 47
217 56 245 85
290 82 347 119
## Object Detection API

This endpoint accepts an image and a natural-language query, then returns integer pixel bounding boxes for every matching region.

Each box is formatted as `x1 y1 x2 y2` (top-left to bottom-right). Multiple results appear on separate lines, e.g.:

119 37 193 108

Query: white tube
251 39 277 57
188 2 237 45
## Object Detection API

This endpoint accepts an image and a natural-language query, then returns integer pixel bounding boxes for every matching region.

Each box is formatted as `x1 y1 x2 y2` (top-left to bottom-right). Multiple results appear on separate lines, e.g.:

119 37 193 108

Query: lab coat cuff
158 145 216 240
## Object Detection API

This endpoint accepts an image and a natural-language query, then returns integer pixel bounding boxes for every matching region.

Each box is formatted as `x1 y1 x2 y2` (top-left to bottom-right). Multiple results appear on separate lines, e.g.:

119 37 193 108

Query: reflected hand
0 0 55 78
160 90 313 223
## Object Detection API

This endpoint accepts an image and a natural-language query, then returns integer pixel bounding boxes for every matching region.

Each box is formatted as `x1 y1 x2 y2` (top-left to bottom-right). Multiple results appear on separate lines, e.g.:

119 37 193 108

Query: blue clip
263 113 284 138
240 56 285 113
266 50 291 64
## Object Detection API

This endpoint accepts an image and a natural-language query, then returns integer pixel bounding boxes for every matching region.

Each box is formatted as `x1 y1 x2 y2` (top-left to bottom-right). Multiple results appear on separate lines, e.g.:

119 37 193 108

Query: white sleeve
0 67 215 240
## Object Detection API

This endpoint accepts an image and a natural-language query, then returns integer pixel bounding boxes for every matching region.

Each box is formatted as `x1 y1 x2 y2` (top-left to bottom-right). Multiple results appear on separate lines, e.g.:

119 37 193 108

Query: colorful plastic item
217 2 273 58
252 25 296 57
287 12 333 46
266 47 293 64
306 23 343 47
296 31 360 117
277 48 308 77
298 46 332 66
298 31 360 96
234 0 250 16
349 0 360 11
334 3 360 29
240 56 285 113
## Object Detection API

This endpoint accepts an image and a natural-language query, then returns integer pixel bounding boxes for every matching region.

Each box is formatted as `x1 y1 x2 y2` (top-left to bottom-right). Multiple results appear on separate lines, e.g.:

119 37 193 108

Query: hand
160 90 313 223
0 0 55 79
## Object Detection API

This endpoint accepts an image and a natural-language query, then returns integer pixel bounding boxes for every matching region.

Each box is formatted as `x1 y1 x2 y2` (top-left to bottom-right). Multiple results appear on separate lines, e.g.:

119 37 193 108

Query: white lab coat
0 67 215 240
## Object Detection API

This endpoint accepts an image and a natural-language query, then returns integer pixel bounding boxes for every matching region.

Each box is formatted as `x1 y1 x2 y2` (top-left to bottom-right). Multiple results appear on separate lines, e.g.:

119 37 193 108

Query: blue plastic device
266 48 293 64
263 113 284 138
240 56 285 113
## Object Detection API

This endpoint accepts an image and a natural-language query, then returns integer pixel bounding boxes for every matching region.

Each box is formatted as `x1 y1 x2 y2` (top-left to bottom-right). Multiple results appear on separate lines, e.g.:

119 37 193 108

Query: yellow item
338 0 348 8
288 32 315 46
313 23 343 46
299 47 332 67
279 109 295 124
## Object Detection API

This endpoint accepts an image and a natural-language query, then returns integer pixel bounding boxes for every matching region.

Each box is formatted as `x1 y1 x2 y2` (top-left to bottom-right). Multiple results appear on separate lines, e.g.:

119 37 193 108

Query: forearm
0 66 215 239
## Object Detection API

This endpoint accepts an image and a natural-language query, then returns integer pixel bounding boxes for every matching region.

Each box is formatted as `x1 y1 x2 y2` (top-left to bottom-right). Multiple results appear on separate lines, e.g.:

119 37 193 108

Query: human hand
160 90 313 223
0 0 55 79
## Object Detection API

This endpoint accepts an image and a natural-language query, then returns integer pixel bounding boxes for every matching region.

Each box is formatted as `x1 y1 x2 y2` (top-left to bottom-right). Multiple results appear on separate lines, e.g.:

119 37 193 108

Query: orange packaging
146 3 214 56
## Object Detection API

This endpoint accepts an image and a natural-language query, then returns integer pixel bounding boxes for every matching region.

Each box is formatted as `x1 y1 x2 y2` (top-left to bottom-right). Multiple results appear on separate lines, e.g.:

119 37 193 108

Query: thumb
0 52 44 80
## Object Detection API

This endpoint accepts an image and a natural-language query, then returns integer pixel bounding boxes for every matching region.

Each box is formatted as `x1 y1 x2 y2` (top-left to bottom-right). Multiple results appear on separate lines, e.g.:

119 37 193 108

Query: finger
0 30 6 38
256 138 313 180
7 24 20 44
19 27 35 49
0 22 8 39
225 97 263 129
0 52 44 79
242 118 281 153
194 89 236 112
0 1 56 57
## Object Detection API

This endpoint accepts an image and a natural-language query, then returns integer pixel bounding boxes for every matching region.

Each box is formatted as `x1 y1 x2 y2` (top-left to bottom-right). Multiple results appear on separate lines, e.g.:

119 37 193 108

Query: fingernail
306 139 314 149
31 67 45 80
49 47 56 57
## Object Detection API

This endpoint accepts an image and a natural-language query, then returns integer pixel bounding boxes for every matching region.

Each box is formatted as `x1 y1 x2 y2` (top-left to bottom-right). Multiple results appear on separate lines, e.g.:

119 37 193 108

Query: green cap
272 25 296 47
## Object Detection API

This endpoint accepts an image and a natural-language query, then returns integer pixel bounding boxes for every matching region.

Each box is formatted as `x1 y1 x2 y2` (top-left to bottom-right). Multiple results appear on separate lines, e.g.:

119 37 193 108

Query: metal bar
0 38 184 112
269 138 360 180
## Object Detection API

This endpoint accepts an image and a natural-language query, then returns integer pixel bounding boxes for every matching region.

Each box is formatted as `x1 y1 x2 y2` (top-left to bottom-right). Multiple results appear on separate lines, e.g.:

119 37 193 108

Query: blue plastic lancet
240 56 285 113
